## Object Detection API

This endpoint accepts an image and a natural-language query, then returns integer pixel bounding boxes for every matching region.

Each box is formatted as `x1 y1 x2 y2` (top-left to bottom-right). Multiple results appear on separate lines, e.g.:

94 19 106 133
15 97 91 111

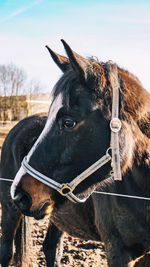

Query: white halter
20 64 122 203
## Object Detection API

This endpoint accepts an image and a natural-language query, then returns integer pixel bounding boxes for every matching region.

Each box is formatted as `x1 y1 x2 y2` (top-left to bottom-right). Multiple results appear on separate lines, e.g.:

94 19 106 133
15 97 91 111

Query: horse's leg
43 222 62 267
0 202 21 267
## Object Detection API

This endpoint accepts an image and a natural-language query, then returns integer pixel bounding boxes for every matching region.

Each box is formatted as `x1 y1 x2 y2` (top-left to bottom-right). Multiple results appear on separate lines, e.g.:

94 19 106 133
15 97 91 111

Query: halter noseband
21 64 122 203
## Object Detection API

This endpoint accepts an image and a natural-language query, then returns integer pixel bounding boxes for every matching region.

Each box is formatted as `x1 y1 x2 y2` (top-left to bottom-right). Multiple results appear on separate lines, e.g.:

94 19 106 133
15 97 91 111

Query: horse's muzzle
12 187 50 219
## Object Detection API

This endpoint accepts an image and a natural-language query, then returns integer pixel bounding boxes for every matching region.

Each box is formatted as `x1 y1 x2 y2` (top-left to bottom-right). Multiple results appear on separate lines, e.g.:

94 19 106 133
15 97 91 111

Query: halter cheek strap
16 63 122 204
109 63 122 181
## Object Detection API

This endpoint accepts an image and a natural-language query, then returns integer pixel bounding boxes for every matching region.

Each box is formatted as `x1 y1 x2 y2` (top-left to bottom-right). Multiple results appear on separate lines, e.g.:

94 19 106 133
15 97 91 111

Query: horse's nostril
39 200 50 212
13 190 32 211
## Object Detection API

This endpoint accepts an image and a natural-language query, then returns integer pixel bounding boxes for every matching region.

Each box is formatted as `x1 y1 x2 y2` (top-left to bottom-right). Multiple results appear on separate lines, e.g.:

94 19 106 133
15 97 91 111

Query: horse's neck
130 133 150 190
123 118 150 190
132 114 150 181
130 162 150 191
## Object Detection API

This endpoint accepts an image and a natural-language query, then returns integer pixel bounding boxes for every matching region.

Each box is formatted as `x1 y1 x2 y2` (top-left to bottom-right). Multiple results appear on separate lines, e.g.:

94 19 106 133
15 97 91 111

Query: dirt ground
0 123 108 267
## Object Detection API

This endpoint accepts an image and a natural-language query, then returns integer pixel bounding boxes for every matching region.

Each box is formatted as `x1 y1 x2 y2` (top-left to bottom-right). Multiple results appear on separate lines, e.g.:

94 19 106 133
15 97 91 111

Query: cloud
0 0 43 24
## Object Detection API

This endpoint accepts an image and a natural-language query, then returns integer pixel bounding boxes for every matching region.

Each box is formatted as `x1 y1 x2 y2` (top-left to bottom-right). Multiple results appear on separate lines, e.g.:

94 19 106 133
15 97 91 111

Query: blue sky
0 0 150 92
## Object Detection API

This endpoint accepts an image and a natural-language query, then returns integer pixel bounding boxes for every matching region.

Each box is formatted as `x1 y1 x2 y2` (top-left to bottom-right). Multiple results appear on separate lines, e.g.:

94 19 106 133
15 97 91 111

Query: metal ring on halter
106 147 112 157
58 183 75 196
110 118 121 133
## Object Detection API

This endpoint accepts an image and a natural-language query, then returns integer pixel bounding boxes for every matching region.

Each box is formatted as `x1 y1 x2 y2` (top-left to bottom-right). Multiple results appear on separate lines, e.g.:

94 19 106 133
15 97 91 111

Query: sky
0 0 150 92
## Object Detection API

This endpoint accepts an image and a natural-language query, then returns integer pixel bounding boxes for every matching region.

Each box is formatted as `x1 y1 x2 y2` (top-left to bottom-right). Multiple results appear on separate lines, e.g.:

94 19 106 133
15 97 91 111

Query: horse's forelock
53 69 77 98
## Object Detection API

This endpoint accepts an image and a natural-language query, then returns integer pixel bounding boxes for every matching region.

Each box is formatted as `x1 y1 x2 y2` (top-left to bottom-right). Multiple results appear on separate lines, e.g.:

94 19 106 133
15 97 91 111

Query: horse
0 40 150 267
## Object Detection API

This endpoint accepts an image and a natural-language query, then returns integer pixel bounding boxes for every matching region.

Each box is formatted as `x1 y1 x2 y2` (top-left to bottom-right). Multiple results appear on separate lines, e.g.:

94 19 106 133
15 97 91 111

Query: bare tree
0 63 26 96
0 62 47 121
27 79 44 95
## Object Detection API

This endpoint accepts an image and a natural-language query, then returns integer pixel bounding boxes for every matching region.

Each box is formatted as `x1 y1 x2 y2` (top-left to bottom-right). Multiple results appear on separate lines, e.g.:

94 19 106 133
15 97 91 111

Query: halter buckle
58 184 74 196
110 118 121 133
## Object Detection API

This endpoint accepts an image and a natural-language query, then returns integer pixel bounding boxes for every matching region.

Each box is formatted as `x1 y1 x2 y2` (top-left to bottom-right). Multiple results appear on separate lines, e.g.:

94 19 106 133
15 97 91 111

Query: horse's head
10 40 150 220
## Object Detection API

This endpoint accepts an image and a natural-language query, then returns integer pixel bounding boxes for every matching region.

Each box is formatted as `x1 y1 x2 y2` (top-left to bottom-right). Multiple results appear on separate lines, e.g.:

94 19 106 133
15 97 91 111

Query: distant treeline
0 94 50 121
0 63 44 96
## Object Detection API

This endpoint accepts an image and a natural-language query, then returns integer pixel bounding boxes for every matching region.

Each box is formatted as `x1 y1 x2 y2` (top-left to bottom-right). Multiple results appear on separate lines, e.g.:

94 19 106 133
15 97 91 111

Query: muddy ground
0 123 108 267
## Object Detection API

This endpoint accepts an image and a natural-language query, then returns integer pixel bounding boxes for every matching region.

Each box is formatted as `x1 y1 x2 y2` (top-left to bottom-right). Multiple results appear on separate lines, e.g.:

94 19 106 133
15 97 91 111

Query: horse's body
0 40 150 267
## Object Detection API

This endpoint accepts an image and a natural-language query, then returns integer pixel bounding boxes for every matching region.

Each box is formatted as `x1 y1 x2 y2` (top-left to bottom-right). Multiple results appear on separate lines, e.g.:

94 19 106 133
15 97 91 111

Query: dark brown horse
0 40 150 267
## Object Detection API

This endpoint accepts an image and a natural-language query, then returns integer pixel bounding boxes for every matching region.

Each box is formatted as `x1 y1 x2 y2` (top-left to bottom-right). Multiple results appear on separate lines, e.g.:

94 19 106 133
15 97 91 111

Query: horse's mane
117 66 150 139
91 59 150 138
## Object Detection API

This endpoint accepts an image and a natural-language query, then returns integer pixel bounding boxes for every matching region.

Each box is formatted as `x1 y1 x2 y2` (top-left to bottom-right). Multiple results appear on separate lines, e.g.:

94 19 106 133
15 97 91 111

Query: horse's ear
61 39 90 80
45 45 70 73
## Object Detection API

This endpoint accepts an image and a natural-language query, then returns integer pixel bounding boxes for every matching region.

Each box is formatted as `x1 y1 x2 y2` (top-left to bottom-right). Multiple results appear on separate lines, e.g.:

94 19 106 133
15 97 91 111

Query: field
0 123 108 267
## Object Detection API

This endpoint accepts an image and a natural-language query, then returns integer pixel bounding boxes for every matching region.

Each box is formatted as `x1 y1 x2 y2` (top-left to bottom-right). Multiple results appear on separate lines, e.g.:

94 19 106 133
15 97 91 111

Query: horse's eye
63 119 76 129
